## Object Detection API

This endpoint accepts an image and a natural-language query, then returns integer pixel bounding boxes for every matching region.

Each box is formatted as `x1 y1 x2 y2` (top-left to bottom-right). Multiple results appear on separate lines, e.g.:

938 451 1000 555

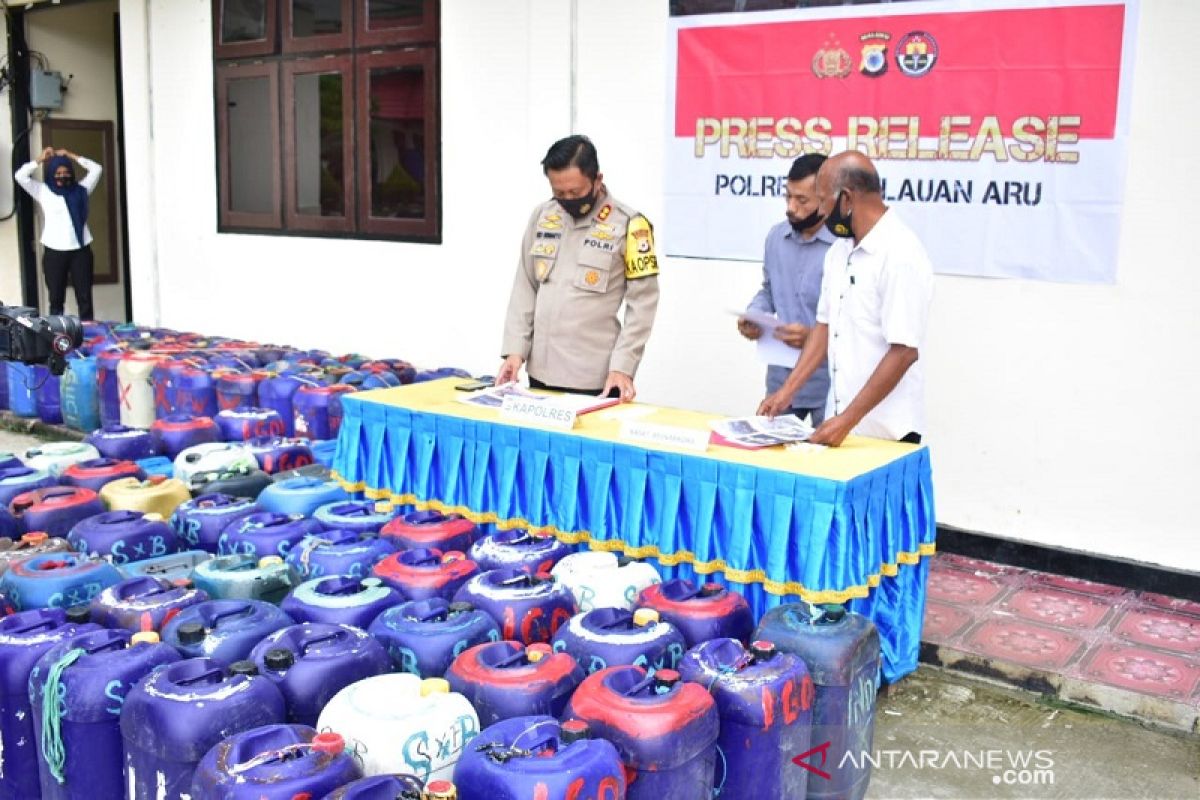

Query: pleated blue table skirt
333 392 937 682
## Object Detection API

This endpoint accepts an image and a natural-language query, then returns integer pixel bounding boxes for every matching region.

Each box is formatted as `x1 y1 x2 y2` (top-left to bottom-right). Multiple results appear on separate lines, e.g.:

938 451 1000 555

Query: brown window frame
214 0 279 59
282 0 353 54
216 61 283 229
355 46 439 240
282 55 355 232
355 0 438 48
213 0 441 242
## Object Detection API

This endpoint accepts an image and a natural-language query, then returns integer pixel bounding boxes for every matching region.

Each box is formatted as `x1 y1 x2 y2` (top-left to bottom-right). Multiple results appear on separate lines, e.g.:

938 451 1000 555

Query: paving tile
999 586 1117 631
922 600 975 643
1078 643 1200 700
1026 572 1131 599
1112 606 1200 657
926 565 1008 607
934 553 1027 582
960 618 1086 671
1138 592 1200 618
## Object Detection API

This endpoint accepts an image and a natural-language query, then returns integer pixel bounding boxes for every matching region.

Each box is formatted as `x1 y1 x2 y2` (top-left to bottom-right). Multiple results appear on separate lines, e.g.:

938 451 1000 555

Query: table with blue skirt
332 379 936 682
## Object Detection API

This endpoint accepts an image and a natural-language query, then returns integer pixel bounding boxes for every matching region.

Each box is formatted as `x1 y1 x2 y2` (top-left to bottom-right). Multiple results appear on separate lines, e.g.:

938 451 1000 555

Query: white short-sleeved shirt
14 157 102 251
816 208 934 440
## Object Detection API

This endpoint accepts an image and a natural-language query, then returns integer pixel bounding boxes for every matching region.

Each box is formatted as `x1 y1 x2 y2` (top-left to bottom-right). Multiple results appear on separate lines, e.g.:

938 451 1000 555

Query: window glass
293 72 346 216
366 0 424 30
292 0 343 38
221 0 268 43
367 65 426 219
227 76 275 214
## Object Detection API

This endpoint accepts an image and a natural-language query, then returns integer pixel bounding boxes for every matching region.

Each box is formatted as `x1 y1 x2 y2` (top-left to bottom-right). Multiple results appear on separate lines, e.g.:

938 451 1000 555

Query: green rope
40 647 86 785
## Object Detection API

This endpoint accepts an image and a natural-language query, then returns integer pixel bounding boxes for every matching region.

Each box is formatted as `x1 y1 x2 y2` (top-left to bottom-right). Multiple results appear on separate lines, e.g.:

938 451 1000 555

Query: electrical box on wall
30 70 64 110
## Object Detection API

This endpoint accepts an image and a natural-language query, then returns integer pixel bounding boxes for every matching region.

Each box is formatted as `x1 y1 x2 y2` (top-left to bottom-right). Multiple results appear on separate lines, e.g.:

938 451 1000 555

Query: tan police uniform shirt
500 191 660 390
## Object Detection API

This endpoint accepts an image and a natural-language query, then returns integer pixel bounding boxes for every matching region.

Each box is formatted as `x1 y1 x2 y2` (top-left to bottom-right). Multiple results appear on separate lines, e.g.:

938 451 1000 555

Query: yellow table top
348 379 923 483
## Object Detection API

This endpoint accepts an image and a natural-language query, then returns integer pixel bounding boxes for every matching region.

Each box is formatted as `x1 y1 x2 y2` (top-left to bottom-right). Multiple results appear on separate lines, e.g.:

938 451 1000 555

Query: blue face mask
824 190 855 238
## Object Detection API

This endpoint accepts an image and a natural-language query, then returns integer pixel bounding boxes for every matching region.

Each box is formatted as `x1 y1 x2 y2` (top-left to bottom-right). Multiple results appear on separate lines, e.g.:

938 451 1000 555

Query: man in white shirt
15 147 103 321
758 151 934 446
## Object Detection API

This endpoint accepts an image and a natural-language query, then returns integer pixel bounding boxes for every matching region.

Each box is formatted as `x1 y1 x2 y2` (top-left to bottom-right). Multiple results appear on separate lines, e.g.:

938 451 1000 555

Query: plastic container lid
21 531 48 544
654 669 681 690
749 640 776 662
819 604 847 623
144 512 164 522
311 732 344 754
258 556 284 567
632 608 660 627
448 601 474 614
425 781 457 799
177 622 206 644
264 648 295 671
699 582 724 597
65 605 91 624
560 719 591 744
228 660 259 677
525 643 552 663
420 678 450 697
131 631 161 645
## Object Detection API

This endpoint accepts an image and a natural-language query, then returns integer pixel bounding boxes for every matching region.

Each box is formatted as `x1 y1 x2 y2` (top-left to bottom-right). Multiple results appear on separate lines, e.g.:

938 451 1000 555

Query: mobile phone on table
455 379 492 392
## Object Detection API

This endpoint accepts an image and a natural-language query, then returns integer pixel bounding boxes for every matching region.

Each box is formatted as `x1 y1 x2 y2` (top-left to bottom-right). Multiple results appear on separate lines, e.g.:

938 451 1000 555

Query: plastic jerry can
161 599 295 665
452 569 577 645
215 407 286 442
29 628 180 800
187 466 273 500
9 486 105 538
119 549 213 583
0 466 58 509
175 366 220 419
0 531 72 576
312 499 398 534
244 436 314 474
754 603 882 800
257 476 349 517
445 640 584 726
285 529 397 581
468 529 573 575
292 384 355 440
59 457 145 493
249 622 391 726
0 553 123 610
281 575 403 629
217 511 324 560
8 362 39 417
88 575 209 632
379 510 477 553
372 548 480 602
120 657 286 800
320 774 429 800
22 442 102 478
368 598 501 678
0 609 100 799
66 509 183 564
551 550 662 611
192 555 297 604
316 674 479 784
117 352 164 429
453 716 626 800
84 424 157 461
213 370 269 412
169 493 258 552
189 724 360 800
59 354 100 432
100 476 192 519
551 607 687 676
565 666 719 800
173 442 258 486
33 365 62 424
678 638 815 799
150 414 223 459
636 578 754 648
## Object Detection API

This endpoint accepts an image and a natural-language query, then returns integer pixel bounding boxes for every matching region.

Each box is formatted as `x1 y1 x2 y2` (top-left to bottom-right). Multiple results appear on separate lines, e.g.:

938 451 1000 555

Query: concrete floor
871 666 1199 799
4 425 1197 798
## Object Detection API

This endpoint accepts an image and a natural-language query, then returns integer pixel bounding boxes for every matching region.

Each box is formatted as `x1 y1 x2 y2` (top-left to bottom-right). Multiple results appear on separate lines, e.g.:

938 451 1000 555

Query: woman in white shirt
14 146 103 320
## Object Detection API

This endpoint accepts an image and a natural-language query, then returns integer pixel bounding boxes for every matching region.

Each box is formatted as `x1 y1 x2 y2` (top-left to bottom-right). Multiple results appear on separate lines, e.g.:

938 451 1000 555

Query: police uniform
501 191 660 391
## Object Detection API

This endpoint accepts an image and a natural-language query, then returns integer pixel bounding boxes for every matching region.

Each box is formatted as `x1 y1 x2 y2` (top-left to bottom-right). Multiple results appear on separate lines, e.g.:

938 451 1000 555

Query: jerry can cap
526 642 552 662
632 608 660 627
654 669 681 690
448 601 474 614
311 732 344 754
819 604 847 623
177 622 206 644
64 605 91 624
258 556 284 567
560 719 591 744
131 631 161 645
264 648 295 671
749 640 776 661
421 677 450 696
228 660 259 677
21 531 49 544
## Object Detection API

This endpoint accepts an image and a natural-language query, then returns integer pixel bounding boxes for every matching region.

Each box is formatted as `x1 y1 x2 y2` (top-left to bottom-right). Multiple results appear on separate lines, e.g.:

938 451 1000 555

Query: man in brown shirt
497 136 659 401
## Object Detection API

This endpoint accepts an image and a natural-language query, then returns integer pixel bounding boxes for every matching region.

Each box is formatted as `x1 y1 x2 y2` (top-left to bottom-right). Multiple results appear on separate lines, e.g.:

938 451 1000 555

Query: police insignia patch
624 216 659 280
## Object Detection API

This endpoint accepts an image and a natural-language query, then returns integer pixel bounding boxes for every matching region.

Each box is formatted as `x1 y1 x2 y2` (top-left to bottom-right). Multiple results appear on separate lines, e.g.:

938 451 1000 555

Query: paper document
709 414 814 449
732 308 802 368
458 383 619 415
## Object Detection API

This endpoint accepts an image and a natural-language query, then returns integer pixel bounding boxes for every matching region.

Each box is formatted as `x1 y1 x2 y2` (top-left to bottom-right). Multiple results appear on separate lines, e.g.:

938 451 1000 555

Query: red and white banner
665 0 1138 283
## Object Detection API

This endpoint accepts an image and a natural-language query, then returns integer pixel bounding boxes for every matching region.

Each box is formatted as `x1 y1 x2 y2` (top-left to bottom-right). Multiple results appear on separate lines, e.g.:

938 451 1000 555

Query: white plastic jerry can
116 354 160 429
551 551 663 612
316 673 479 784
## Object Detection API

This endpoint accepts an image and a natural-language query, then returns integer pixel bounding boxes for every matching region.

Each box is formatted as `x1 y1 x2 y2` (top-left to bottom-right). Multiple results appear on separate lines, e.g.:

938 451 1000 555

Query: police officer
497 135 659 401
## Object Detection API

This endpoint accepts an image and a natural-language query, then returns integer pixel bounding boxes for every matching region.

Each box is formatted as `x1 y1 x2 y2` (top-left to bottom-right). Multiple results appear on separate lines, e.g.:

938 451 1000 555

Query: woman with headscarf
14 146 103 320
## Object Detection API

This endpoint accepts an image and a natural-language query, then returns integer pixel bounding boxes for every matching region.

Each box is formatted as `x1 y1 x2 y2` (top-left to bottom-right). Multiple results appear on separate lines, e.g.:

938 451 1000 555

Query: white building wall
111 0 1198 572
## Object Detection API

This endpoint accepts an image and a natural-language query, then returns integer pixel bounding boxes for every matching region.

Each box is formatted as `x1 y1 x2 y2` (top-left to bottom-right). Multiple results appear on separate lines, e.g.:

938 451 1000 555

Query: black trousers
43 245 94 321
528 376 618 398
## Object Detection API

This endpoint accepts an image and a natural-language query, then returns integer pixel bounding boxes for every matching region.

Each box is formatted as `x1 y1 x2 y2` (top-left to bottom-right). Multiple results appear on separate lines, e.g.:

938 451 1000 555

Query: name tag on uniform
619 421 709 452
501 396 578 430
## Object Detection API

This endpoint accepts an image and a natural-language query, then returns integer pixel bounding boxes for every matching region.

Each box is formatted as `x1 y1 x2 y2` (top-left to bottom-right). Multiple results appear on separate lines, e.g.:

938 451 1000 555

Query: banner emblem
895 31 938 77
859 32 891 77
812 36 852 79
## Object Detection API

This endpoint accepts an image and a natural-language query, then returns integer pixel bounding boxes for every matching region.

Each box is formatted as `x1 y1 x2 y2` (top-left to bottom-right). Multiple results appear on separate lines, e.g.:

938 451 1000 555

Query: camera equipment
0 305 83 375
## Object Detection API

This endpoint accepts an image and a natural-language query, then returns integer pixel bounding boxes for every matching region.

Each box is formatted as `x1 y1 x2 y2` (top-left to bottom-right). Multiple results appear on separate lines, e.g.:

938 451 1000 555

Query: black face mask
55 176 74 187
788 208 824 235
557 185 596 220
824 191 855 238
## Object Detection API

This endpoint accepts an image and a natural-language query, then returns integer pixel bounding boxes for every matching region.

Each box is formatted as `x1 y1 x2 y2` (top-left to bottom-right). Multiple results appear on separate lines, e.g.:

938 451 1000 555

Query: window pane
221 0 268 43
227 76 275 214
368 66 426 220
292 0 343 38
366 0 424 31
294 72 346 216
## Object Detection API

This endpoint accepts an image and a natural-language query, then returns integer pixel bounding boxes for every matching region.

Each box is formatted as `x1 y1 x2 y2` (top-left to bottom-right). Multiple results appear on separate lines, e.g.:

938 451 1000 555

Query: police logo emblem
859 32 891 77
812 35 852 79
584 270 600 286
895 31 938 77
